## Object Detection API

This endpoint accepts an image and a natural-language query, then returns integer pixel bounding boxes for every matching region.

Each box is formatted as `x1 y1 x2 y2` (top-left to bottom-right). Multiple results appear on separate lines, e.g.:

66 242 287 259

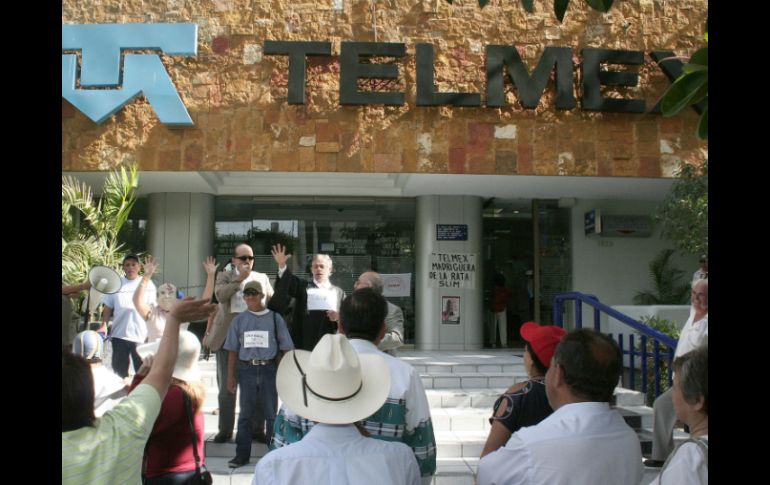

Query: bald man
354 271 405 355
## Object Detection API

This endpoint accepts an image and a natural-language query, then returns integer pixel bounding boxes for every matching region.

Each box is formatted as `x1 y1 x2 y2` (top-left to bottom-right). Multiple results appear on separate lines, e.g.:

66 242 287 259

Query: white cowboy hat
136 330 201 383
277 334 390 424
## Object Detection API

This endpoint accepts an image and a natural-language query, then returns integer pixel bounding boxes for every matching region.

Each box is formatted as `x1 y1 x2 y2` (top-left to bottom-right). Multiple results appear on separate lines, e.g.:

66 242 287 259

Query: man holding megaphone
99 254 157 378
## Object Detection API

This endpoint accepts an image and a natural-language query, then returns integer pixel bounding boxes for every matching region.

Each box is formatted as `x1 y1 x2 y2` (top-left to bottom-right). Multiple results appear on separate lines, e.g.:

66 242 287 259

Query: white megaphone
81 266 122 331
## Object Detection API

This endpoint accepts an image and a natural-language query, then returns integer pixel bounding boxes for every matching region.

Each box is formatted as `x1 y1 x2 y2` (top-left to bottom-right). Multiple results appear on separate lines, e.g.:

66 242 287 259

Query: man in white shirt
477 328 643 485
646 278 708 467
270 288 436 484
100 254 157 378
251 334 420 485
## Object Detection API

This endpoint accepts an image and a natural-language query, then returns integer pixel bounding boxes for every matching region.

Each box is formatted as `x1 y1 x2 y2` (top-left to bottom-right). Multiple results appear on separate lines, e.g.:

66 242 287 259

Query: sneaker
644 459 665 468
228 456 250 468
213 432 232 443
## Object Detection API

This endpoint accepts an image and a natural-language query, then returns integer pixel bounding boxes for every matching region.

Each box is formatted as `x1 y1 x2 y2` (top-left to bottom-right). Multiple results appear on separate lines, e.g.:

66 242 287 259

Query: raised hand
168 297 217 323
271 244 292 268
142 255 159 278
203 256 218 275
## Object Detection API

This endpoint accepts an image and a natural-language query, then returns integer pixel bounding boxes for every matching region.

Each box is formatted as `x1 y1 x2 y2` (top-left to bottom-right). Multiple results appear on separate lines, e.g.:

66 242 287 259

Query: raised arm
141 298 216 398
201 256 219 301
133 256 158 321
62 280 91 296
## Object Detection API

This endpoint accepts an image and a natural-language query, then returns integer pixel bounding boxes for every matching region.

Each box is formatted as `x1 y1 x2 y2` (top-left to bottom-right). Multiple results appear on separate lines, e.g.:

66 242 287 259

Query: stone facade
62 0 708 176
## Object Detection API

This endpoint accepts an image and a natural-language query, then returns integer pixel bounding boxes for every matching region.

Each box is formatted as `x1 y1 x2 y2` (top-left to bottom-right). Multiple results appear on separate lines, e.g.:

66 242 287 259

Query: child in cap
72 330 128 417
223 280 295 468
481 321 567 458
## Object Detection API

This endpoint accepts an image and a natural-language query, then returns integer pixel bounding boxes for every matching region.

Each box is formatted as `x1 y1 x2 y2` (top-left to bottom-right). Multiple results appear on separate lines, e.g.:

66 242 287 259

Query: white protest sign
427 253 477 289
307 288 338 311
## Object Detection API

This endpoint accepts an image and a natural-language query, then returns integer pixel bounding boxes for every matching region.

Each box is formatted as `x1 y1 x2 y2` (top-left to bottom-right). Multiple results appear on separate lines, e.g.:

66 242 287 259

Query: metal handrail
553 291 679 402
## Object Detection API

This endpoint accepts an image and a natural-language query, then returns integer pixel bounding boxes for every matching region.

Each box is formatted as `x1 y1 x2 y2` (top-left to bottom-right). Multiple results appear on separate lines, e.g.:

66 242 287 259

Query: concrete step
613 387 647 407
421 372 529 390
435 431 487 458
411 363 525 375
426 388 506 409
205 434 270 458
432 407 492 432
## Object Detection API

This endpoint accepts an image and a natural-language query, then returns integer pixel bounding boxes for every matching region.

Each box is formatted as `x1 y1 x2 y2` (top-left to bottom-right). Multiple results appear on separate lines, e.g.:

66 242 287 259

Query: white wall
569 199 698 331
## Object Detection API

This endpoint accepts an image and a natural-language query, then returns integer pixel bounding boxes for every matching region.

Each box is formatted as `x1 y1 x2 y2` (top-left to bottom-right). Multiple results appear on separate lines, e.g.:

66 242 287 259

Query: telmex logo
62 24 197 126
63 23 690 126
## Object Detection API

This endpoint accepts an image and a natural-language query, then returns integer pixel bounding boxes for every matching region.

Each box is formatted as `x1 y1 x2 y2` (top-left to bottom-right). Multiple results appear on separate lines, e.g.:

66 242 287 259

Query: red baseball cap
520 321 567 368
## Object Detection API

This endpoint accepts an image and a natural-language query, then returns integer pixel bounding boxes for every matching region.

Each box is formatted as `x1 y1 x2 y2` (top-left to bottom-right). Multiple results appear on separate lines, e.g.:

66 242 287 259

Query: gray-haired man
354 271 405 355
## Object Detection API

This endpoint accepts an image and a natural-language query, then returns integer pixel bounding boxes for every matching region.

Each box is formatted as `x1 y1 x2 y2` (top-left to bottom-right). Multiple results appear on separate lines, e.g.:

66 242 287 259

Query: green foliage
62 166 140 308
637 316 680 405
660 30 708 139
655 161 708 255
443 0 615 22
633 249 691 305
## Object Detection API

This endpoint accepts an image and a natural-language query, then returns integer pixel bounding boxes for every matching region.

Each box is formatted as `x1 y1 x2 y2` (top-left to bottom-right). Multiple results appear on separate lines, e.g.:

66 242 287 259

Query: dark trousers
111 337 142 378
235 362 278 460
215 349 263 436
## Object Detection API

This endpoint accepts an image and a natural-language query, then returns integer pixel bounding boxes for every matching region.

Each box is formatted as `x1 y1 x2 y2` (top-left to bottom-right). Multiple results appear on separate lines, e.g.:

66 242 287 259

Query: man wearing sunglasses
206 243 275 444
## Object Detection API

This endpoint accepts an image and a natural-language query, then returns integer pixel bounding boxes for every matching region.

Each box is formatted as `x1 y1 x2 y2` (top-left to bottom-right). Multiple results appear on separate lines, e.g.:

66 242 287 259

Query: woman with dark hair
480 321 567 457
654 345 708 484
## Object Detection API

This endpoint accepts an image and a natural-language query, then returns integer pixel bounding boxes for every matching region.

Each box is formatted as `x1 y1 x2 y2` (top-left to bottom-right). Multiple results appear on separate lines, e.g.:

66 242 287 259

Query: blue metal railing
553 292 678 401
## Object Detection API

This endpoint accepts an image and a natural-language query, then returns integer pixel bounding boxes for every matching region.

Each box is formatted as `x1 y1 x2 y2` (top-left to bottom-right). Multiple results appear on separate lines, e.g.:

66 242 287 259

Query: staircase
199 349 678 484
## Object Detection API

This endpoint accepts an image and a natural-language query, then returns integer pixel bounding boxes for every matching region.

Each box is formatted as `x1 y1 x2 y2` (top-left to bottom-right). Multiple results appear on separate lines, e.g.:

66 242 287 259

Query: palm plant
633 249 690 305
62 165 140 295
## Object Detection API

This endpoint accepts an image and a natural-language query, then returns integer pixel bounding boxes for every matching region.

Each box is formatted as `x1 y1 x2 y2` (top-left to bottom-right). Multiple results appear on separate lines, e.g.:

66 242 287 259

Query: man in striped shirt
270 288 437 484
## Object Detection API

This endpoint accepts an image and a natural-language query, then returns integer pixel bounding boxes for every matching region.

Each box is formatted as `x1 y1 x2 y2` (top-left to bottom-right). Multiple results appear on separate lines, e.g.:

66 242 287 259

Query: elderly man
477 329 643 485
205 242 275 444
353 271 405 354
645 278 708 467
270 244 346 351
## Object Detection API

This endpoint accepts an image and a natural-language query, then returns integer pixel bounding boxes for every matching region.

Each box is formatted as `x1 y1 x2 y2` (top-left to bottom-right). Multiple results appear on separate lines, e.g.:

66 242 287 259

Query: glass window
214 197 417 342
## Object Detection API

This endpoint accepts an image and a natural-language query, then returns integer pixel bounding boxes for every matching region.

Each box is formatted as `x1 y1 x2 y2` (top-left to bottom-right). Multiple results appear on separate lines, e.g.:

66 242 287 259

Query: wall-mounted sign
436 224 468 241
601 216 653 237
584 209 601 236
441 296 461 324
62 24 197 125
428 253 476 289
63 22 696 125
381 273 411 298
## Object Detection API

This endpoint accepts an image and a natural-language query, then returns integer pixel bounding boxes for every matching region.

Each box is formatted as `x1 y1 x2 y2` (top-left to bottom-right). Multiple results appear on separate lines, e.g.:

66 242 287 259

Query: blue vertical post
617 334 624 387
629 334 636 391
641 335 648 395
575 299 583 329
653 340 661 398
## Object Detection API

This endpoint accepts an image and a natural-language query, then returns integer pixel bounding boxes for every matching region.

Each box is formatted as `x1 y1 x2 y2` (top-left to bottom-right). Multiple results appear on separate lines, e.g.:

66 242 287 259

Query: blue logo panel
62 23 197 126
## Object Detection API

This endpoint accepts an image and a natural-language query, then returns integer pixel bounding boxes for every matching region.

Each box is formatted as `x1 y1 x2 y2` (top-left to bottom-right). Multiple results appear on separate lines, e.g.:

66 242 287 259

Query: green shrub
636 316 680 406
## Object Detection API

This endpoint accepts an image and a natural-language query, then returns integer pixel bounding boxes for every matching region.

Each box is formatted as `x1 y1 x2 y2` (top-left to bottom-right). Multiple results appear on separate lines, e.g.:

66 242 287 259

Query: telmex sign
62 23 686 126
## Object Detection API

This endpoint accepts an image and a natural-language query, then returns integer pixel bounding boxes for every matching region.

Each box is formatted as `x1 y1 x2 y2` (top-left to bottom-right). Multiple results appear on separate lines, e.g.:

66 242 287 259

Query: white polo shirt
477 401 643 485
252 423 420 485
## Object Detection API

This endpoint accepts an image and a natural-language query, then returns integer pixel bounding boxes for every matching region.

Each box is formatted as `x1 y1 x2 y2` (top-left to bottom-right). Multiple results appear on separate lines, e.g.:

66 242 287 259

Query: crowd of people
62 246 707 484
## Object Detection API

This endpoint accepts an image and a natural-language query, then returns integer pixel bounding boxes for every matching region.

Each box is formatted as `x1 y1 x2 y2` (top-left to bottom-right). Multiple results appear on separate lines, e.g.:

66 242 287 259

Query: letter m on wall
62 24 197 125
